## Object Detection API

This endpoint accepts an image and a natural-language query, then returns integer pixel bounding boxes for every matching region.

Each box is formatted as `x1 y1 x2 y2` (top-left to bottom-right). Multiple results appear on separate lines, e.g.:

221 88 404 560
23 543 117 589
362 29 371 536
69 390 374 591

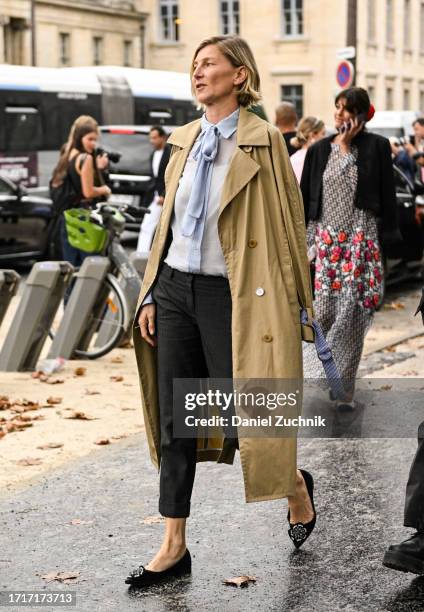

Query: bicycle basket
64 208 108 253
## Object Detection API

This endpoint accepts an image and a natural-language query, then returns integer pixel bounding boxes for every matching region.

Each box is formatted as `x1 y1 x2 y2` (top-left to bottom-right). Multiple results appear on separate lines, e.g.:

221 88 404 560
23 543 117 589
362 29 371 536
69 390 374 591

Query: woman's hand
339 117 364 154
138 304 157 347
96 153 109 170
101 185 112 197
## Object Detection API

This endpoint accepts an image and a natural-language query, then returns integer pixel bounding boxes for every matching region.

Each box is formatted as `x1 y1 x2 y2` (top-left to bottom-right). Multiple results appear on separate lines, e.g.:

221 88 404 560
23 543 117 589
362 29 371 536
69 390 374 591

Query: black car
0 175 57 265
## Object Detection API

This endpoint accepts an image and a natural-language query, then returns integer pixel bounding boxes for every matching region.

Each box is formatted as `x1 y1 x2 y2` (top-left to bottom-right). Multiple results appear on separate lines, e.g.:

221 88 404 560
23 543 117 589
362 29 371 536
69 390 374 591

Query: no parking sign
336 60 354 88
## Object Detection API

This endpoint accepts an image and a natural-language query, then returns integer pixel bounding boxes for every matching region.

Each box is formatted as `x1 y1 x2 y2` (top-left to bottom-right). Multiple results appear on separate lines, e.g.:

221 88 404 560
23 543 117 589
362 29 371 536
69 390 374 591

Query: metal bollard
0 269 20 329
48 256 110 359
0 262 73 371
94 246 142 347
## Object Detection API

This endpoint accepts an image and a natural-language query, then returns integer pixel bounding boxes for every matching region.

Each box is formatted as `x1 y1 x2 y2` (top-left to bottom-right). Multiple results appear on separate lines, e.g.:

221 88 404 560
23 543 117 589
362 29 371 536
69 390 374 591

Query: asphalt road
0 423 423 612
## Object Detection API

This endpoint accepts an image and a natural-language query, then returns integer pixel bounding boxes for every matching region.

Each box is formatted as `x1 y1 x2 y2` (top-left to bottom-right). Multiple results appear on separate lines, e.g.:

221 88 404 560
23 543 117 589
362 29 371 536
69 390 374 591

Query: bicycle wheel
73 273 130 359
48 273 130 359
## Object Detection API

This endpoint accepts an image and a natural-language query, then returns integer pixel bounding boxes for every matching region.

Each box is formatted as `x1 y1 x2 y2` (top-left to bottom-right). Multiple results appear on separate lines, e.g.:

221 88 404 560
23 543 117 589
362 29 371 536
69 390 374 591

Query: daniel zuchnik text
185 415 326 427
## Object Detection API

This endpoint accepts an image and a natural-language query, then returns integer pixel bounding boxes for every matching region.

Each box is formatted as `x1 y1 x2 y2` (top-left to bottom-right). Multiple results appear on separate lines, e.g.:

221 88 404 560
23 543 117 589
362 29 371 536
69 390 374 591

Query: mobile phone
356 112 368 124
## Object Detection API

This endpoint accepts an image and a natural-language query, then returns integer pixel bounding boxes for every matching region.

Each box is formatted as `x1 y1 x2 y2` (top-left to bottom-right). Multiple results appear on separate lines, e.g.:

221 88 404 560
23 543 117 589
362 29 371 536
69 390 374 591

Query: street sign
336 46 356 59
336 60 354 88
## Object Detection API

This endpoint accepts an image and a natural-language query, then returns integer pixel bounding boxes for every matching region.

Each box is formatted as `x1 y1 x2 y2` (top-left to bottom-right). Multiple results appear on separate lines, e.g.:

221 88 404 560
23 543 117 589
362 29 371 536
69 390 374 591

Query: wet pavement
1 431 423 612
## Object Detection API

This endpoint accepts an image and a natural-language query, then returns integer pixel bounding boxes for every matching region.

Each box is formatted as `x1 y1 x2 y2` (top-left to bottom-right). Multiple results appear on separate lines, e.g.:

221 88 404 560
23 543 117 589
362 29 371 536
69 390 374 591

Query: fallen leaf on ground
0 397 11 410
63 411 97 420
0 431 5 439
37 442 64 450
121 407 136 411
4 421 33 432
46 397 63 405
94 438 110 445
43 377 64 385
84 389 100 396
383 301 405 310
223 575 256 588
74 367 86 377
111 356 123 363
13 399 40 409
384 346 397 352
141 516 165 525
16 457 42 466
15 414 44 422
110 375 124 382
38 571 80 584
379 385 392 391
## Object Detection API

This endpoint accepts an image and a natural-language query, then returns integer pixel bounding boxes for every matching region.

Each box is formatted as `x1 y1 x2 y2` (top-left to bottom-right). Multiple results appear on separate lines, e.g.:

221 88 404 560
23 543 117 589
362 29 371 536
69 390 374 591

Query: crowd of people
49 34 424 587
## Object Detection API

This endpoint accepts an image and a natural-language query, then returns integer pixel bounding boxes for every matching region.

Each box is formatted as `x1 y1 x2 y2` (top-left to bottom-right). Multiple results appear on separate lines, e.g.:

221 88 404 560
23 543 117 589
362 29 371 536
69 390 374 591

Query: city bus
0 64 200 188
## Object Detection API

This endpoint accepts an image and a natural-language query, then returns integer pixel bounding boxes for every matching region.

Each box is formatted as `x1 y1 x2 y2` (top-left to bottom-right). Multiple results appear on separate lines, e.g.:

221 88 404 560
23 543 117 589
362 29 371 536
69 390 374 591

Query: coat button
262 334 273 342
255 287 265 296
248 239 257 248
243 145 252 153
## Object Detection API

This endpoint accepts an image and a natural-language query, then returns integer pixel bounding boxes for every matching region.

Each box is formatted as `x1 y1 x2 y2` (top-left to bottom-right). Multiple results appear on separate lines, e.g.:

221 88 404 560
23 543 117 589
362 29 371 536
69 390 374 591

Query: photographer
50 115 111 301
405 118 424 179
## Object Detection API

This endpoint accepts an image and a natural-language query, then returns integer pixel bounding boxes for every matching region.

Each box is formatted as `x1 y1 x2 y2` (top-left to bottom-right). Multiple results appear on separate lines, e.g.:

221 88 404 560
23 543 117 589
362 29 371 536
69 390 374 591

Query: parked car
0 175 59 265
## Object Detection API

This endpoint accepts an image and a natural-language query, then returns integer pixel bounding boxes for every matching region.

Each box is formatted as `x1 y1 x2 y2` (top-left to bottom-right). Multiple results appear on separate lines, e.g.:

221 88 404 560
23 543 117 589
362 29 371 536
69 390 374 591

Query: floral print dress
303 143 384 394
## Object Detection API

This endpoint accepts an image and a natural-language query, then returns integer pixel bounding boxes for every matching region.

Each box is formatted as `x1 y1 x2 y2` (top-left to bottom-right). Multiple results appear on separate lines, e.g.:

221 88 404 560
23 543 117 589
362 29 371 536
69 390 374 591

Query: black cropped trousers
152 263 233 518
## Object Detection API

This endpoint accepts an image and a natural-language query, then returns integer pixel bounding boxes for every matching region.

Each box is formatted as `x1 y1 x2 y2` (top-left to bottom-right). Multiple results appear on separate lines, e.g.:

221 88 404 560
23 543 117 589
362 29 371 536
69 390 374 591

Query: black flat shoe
125 549 191 587
287 469 316 549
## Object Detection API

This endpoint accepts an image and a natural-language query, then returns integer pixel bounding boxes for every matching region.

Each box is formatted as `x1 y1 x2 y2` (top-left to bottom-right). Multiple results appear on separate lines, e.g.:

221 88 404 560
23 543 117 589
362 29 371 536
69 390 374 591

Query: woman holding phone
301 87 399 409
129 35 317 588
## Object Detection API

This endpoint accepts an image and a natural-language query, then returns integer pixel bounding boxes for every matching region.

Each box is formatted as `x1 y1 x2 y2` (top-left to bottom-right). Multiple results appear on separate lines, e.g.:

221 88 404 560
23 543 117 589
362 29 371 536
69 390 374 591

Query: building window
386 87 394 110
386 0 394 47
403 88 411 108
281 84 303 118
421 2 424 53
59 32 70 66
220 1 240 35
282 0 303 37
420 89 424 111
93 36 103 65
123 40 133 66
404 0 411 50
367 0 376 42
159 0 179 41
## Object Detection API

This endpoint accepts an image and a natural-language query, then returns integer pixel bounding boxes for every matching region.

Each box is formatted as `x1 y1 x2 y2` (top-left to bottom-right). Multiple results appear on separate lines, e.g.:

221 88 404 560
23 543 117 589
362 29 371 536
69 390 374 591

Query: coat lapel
218 106 269 216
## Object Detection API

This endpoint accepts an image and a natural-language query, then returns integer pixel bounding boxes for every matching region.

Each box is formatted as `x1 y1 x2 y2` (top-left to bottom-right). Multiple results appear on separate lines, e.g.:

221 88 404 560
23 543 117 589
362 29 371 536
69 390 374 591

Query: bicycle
49 201 150 359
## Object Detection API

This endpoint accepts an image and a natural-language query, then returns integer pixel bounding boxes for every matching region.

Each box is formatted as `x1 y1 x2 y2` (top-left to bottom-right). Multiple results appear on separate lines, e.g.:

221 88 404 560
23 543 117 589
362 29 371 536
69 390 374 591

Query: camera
95 147 122 165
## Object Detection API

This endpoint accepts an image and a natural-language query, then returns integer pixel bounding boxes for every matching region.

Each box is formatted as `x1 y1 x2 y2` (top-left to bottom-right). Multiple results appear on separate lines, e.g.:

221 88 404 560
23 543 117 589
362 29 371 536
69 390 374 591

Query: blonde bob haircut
190 35 261 108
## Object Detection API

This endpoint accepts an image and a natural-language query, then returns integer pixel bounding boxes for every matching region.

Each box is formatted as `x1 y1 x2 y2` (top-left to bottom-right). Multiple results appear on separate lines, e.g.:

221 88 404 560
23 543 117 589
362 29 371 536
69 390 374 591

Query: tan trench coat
132 106 315 503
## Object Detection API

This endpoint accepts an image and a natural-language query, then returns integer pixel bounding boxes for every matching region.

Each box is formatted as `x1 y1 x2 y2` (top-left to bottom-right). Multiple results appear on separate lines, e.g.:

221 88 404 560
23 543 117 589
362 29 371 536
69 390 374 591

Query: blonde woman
290 116 325 183
129 35 317 588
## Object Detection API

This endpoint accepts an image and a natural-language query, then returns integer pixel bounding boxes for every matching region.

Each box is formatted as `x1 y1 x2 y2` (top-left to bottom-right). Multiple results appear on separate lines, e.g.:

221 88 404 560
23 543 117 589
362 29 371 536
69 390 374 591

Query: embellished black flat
125 549 191 588
287 469 316 549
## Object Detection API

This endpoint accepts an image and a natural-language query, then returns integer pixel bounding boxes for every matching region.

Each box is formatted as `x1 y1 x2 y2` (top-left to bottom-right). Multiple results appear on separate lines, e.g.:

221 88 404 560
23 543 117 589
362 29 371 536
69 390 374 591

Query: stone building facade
1 1 423 123
0 0 147 69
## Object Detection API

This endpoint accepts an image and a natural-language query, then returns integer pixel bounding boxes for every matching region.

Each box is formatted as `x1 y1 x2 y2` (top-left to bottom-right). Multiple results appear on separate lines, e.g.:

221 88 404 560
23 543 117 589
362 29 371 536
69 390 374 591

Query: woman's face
334 97 355 130
192 44 246 107
81 131 98 154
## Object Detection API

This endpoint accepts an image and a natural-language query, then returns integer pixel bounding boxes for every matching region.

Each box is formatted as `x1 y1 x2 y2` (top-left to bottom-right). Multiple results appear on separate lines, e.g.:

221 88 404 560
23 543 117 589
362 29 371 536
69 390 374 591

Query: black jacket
300 131 400 243
147 143 171 200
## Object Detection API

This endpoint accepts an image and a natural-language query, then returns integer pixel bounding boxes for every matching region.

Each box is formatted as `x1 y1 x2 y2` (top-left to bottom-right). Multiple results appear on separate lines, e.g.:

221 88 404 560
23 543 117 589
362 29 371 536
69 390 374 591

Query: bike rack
94 245 142 347
0 262 73 372
48 256 110 359
0 269 20 329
